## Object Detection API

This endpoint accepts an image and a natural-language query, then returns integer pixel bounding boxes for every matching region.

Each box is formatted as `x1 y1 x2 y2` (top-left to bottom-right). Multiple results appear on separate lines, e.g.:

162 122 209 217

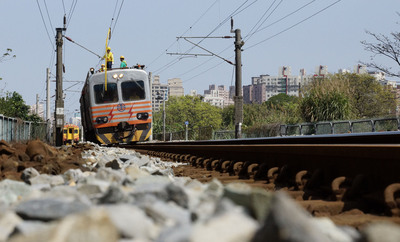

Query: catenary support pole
46 68 51 143
234 29 244 139
54 27 66 146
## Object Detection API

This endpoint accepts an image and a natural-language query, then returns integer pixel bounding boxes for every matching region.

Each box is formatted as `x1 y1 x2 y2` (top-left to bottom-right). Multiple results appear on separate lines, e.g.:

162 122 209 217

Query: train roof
85 67 148 84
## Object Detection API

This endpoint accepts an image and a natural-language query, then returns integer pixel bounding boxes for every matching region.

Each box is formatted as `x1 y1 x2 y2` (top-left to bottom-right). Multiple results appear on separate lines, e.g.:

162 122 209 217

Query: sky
0 0 399 121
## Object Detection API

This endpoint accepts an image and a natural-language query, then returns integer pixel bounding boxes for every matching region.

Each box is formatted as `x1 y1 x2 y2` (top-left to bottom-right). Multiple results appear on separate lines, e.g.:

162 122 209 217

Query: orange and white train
80 66 152 144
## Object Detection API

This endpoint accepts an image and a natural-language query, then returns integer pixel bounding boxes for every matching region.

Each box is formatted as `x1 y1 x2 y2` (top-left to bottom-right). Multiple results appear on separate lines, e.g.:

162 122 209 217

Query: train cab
80 67 152 144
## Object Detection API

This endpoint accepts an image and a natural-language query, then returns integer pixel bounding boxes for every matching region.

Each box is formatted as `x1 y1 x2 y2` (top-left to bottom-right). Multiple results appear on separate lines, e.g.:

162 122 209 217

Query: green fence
0 115 48 143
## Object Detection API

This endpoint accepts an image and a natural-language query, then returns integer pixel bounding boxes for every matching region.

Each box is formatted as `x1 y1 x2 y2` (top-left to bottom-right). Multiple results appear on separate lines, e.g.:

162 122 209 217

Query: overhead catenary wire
244 0 343 51
147 0 220 68
244 0 283 42
35 0 55 49
66 0 78 29
181 0 316 80
153 0 253 75
249 0 316 36
184 0 342 83
61 0 67 15
43 0 55 37
111 0 125 37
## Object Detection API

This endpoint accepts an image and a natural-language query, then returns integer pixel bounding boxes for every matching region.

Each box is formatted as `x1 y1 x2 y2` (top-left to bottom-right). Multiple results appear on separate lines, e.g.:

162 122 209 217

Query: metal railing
0 115 48 142
154 117 400 141
280 117 400 136
153 126 214 141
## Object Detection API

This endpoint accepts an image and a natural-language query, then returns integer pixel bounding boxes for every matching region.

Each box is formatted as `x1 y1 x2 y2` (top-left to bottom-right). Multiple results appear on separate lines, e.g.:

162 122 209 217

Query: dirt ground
0 139 93 181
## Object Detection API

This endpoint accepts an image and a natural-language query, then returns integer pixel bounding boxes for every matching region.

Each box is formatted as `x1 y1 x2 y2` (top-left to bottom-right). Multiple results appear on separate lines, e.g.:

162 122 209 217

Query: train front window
121 80 145 101
94 83 118 104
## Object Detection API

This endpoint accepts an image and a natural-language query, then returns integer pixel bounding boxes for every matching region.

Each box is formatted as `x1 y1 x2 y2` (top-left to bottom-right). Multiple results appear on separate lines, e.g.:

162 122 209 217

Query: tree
0 91 30 119
347 73 397 118
360 14 400 78
299 74 397 122
153 96 222 134
0 91 42 122
299 75 352 122
265 93 298 108
0 48 16 81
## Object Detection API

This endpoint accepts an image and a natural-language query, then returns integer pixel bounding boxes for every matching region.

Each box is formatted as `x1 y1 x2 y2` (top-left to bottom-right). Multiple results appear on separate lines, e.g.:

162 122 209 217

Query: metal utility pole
163 91 166 141
36 94 39 115
46 68 50 121
148 72 153 141
233 28 244 139
46 68 51 142
54 26 66 146
173 19 244 139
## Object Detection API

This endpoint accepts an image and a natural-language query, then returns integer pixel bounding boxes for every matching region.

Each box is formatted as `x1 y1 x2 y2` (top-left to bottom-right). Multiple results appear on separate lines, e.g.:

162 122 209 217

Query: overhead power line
245 0 342 51
244 0 283 42
35 0 54 49
43 0 55 37
251 0 316 35
154 0 254 74
147 0 220 68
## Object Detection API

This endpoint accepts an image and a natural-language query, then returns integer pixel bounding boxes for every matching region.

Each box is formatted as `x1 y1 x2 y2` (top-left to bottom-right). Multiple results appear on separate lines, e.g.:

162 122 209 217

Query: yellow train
63 124 80 145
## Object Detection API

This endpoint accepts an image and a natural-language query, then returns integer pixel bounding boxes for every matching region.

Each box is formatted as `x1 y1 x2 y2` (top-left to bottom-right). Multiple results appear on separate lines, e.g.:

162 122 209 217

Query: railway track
121 131 400 226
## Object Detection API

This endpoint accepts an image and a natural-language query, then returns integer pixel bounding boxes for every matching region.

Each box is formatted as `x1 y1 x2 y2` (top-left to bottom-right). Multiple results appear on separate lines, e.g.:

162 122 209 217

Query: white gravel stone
361 221 400 242
191 206 259 242
0 211 22 241
104 204 160 240
0 179 32 206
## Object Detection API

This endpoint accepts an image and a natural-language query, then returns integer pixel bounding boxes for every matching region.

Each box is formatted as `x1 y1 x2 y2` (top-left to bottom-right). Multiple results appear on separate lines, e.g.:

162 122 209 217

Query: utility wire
35 0 54 49
185 0 341 82
111 0 125 38
157 0 257 76
245 0 342 51
251 0 316 35
66 0 78 29
154 0 253 74
147 0 220 68
43 0 55 37
244 0 283 42
61 0 66 15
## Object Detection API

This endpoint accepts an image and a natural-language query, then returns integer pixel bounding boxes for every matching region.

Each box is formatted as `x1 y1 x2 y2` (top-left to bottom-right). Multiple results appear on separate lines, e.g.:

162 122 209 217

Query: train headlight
96 116 109 124
113 74 118 79
119 74 124 78
136 112 149 120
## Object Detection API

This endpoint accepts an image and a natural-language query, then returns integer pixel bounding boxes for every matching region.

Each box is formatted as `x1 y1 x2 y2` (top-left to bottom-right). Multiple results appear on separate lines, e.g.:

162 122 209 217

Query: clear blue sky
0 0 399 120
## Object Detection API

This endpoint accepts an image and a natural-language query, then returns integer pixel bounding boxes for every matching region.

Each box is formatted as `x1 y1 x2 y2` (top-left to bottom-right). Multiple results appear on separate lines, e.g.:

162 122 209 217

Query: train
80 66 152 145
63 124 80 145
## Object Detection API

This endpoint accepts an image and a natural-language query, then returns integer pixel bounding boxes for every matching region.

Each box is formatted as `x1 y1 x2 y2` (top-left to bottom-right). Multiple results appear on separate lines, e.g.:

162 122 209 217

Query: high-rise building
248 66 302 102
29 103 45 119
152 75 168 112
203 84 234 107
168 78 184 97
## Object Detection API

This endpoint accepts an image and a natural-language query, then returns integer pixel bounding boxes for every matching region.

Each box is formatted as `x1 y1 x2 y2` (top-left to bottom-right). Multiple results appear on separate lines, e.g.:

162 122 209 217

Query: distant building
168 78 184 97
189 90 198 96
69 116 81 127
246 66 304 103
203 84 234 107
29 102 45 119
314 65 328 77
152 75 168 112
203 90 224 108
354 64 368 74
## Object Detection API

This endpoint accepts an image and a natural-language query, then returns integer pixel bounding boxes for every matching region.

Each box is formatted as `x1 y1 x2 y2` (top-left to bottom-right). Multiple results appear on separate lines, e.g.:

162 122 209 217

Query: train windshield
121 80 145 101
94 83 118 104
